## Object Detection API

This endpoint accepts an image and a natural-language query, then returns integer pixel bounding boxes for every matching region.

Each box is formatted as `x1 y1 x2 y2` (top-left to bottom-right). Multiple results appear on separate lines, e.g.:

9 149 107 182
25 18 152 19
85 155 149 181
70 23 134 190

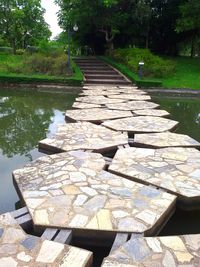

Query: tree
0 0 51 53
176 0 200 57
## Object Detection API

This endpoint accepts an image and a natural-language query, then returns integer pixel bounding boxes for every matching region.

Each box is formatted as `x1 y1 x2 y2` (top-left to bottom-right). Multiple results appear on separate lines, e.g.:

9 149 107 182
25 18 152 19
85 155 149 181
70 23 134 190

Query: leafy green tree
176 0 200 57
0 0 51 53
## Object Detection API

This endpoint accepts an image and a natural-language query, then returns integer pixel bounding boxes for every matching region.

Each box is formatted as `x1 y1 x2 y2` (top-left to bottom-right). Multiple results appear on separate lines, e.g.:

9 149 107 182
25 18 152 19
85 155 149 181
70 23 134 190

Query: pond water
0 89 77 214
152 94 200 142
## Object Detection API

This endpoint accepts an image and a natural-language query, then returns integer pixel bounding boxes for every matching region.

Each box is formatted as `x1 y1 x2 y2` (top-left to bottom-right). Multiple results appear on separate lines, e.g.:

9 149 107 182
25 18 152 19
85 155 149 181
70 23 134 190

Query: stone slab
109 147 200 203
107 94 151 101
105 101 159 111
102 234 200 266
133 109 170 117
81 89 147 96
39 122 128 153
73 102 102 109
0 212 92 267
102 116 179 133
65 108 133 123
76 96 126 105
134 132 200 148
13 151 176 235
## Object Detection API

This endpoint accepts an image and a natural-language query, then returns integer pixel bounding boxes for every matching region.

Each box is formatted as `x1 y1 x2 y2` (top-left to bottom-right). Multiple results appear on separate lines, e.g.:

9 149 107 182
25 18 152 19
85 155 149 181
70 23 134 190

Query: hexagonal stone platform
0 212 92 267
133 109 169 117
107 94 151 101
65 108 133 123
76 96 126 105
105 101 159 111
81 89 147 96
39 122 128 154
102 116 178 133
134 132 200 148
13 151 176 235
102 234 200 267
73 102 102 109
109 147 200 205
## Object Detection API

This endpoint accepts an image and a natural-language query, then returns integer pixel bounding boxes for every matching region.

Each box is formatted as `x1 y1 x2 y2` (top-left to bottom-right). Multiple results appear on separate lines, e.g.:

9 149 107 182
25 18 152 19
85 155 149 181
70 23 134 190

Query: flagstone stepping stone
0 212 92 267
109 147 200 206
39 122 128 154
65 108 133 123
102 116 178 133
102 234 200 266
105 101 159 111
13 151 176 235
72 102 102 109
81 89 147 96
133 109 170 117
107 94 151 101
76 96 126 105
134 132 200 148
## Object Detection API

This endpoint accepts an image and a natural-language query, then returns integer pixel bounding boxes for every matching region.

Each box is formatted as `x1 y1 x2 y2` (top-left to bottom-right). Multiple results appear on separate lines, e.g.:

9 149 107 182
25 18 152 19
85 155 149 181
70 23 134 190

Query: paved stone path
102 234 200 266
102 116 178 133
134 132 200 148
13 151 176 235
8 58 200 265
39 122 128 154
105 101 159 110
66 108 133 123
0 212 92 267
109 147 200 206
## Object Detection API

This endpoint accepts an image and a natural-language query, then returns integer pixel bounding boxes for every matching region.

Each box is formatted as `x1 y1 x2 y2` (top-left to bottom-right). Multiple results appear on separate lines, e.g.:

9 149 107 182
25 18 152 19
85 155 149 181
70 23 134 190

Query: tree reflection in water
0 88 76 213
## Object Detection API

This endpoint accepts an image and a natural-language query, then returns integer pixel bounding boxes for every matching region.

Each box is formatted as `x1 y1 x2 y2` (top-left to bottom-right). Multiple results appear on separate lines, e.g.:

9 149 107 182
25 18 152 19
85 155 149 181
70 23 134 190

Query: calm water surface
0 89 76 214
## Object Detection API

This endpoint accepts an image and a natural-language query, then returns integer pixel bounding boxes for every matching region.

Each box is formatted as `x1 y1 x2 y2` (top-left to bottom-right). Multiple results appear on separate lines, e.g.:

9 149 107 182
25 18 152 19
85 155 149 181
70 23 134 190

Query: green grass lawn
161 57 200 90
0 54 83 85
101 55 200 90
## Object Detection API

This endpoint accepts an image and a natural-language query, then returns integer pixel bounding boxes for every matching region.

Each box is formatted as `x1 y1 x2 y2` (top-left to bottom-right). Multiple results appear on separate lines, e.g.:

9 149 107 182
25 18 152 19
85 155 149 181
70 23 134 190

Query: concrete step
85 74 122 79
78 64 109 68
85 79 131 85
80 67 113 71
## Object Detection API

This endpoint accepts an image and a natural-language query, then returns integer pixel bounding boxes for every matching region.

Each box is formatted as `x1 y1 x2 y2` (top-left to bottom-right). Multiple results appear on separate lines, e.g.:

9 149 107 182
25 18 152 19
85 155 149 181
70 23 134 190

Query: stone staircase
74 57 132 86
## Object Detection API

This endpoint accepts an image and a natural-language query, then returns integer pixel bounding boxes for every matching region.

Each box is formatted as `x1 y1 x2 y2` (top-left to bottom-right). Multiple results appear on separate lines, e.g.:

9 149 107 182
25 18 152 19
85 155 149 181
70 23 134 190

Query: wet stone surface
102 116 178 133
109 147 200 201
105 101 159 111
0 213 92 267
102 234 200 266
39 122 128 154
81 89 147 96
134 132 200 148
13 151 176 235
65 108 133 123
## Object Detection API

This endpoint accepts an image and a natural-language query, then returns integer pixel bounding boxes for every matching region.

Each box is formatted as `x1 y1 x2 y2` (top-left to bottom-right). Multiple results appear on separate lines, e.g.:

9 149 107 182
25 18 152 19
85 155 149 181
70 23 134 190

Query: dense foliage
111 48 176 78
56 0 200 56
0 0 51 54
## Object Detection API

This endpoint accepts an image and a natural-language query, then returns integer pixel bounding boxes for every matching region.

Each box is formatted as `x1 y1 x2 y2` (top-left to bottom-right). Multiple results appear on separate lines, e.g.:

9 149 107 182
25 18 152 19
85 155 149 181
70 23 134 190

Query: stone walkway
0 212 92 266
3 58 200 265
13 151 176 235
102 234 200 266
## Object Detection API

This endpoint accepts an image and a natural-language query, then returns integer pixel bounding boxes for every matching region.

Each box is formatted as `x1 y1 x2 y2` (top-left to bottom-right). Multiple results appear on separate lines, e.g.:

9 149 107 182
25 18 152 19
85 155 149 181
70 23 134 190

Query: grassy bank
161 57 200 90
0 54 83 86
100 55 200 90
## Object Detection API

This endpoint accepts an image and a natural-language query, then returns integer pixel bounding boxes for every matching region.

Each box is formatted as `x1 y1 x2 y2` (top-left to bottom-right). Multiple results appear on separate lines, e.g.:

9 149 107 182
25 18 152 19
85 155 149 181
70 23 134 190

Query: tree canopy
56 0 200 56
0 0 51 53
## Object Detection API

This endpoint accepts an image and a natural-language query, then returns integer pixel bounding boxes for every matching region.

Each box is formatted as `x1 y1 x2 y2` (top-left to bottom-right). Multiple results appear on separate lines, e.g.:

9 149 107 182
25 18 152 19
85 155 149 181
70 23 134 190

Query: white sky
41 0 62 39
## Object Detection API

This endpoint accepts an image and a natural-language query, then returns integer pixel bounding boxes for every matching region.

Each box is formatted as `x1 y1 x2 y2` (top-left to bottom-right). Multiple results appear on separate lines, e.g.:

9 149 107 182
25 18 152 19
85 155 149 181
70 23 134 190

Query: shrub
0 47 13 54
16 49 25 55
26 46 39 54
111 48 176 78
15 53 70 76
